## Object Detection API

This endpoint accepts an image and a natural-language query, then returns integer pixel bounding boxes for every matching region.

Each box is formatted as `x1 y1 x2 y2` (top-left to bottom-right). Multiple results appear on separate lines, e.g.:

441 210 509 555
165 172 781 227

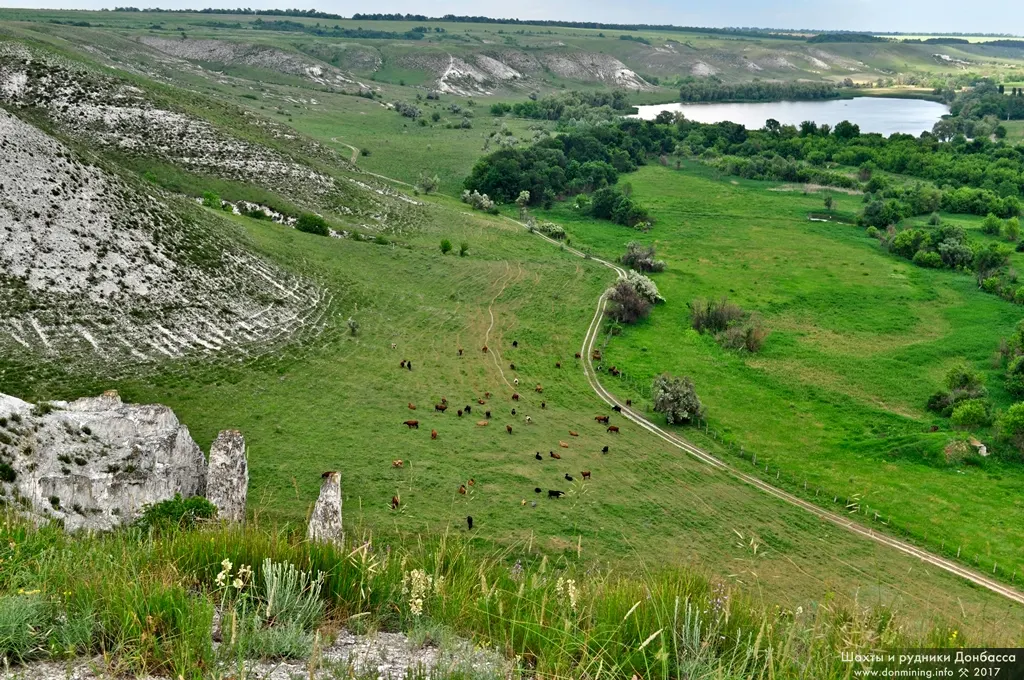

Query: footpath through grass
539 163 1024 593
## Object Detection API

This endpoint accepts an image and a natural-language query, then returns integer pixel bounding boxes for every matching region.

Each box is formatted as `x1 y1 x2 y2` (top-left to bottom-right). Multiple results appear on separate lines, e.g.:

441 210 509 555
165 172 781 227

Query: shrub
928 212 942 226
590 187 651 227
950 399 993 429
135 494 217 530
459 241 469 257
720 314 770 353
912 249 943 268
889 229 928 259
865 226 880 239
606 280 651 324
536 222 566 240
440 239 453 255
652 373 704 425
626 270 665 304
295 213 329 236
1007 356 1024 397
417 173 440 194
201 191 221 209
946 362 986 396
691 297 745 335
982 213 1002 235
621 241 666 272
461 190 498 214
999 402 1024 451
1004 217 1021 242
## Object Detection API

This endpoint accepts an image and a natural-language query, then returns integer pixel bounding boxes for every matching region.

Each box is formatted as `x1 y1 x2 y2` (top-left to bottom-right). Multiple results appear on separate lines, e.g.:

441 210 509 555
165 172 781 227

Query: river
630 97 950 136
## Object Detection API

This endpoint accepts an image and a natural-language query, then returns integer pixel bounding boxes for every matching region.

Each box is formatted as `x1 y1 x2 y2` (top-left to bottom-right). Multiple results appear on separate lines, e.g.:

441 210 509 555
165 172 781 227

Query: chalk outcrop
307 471 343 545
0 390 207 531
207 429 248 523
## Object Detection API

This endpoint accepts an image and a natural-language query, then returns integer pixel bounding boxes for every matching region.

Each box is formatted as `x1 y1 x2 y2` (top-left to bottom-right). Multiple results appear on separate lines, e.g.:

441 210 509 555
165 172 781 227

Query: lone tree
621 241 665 273
296 213 330 236
606 280 651 324
515 190 531 220
823 193 835 212
652 373 704 425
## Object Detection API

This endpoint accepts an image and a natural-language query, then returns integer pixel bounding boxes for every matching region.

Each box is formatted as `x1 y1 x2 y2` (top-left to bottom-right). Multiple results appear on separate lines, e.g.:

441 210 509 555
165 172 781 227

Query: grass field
532 163 1024 591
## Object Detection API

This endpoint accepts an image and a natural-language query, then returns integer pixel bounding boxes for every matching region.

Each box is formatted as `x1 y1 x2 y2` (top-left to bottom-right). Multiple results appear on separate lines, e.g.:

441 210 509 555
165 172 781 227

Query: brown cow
391 495 400 510
595 415 609 424
435 404 448 413
392 460 404 468
441 397 448 405
569 431 579 437
476 420 489 426
457 410 463 417
468 478 475 486
535 384 543 393
607 425 620 434
431 429 438 440
459 484 467 495
512 393 520 401
485 392 491 399
482 345 489 353
559 441 569 448
506 424 513 435
408 403 417 410
581 470 591 480
549 451 561 459
404 420 419 429
478 399 486 404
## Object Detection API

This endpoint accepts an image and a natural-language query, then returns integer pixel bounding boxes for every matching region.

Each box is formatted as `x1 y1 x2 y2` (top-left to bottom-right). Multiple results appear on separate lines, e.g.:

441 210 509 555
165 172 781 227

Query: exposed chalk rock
307 471 343 545
0 390 207 531
207 429 248 523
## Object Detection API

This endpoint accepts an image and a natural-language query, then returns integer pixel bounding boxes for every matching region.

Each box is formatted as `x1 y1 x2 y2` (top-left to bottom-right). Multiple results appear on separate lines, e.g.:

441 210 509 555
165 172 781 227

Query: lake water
631 97 950 137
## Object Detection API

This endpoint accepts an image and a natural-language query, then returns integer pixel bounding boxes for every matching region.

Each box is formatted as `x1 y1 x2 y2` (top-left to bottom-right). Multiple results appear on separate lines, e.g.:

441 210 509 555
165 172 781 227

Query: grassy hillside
2 14 1024 672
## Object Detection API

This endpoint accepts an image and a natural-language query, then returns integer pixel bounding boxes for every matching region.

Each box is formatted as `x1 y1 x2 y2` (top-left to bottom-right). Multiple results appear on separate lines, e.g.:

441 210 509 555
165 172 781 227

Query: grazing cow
408 403 417 410
930 424 939 432
569 431 578 437
391 343 397 350
612 405 622 413
512 393 520 401
435 403 448 413
459 484 467 495
404 420 419 429
478 399 486 405
400 360 406 368
607 425 620 434
511 408 517 416
458 348 464 356
541 401 546 409
476 420 489 426
465 405 472 414
581 471 591 480
441 397 448 405
595 415 609 424
407 362 413 371
626 399 632 407
468 479 476 488
564 473 574 482
510 363 516 371
525 415 533 424
548 490 565 498
559 441 569 448
512 340 519 348
431 429 438 440
535 487 542 493
601 446 609 454
391 495 400 510
535 452 543 460
482 345 488 353
458 409 463 417
575 352 581 359
506 424 513 435
592 349 601 360
467 516 474 530
392 460 403 468
555 362 561 369
549 451 561 459
485 410 491 419
513 378 520 386
535 384 543 393
485 392 491 399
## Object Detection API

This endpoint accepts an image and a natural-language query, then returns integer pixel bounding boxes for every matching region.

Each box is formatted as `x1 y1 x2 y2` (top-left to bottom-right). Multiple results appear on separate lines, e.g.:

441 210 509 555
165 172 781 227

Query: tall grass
0 514 982 678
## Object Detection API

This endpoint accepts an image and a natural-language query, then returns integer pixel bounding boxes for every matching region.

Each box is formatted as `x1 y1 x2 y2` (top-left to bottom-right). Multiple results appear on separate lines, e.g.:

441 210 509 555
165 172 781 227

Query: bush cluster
621 241 666 272
690 298 769 353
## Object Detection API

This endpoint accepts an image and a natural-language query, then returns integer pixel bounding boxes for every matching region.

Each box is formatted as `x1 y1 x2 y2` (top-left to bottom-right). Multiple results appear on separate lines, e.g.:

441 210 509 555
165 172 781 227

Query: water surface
631 97 950 136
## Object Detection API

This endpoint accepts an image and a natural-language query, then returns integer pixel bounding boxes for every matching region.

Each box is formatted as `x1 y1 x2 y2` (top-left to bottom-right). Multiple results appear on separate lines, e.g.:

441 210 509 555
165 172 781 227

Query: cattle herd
395 338 625 531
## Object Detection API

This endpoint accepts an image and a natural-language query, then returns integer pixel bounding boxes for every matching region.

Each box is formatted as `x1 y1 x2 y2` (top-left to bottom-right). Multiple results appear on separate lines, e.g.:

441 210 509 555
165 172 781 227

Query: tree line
490 91 633 122
679 80 840 103
249 19 424 39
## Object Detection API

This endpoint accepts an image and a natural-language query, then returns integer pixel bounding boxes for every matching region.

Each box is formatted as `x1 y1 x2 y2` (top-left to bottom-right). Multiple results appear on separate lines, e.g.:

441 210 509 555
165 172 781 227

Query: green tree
950 399 993 430
982 213 1003 235
1004 217 1021 242
974 242 1011 284
295 213 329 236
440 239 453 255
459 241 469 257
823 193 835 212
652 373 704 425
201 191 221 209
1000 402 1024 451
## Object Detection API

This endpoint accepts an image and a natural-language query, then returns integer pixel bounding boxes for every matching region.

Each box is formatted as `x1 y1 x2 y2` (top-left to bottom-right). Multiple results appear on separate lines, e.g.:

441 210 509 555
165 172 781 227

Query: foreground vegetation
0 514 1009 678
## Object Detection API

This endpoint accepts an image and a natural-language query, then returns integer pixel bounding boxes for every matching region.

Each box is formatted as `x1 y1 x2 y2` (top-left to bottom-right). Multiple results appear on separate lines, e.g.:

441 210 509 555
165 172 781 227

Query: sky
1 0 1022 34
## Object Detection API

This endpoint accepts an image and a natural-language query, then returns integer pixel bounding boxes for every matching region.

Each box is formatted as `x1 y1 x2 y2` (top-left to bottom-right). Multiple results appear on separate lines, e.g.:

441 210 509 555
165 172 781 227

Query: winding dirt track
502 217 1024 606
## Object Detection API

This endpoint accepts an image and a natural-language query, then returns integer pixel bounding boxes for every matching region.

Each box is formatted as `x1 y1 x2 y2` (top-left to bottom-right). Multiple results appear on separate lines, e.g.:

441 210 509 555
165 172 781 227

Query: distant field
1005 120 1024 142
885 35 1022 43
